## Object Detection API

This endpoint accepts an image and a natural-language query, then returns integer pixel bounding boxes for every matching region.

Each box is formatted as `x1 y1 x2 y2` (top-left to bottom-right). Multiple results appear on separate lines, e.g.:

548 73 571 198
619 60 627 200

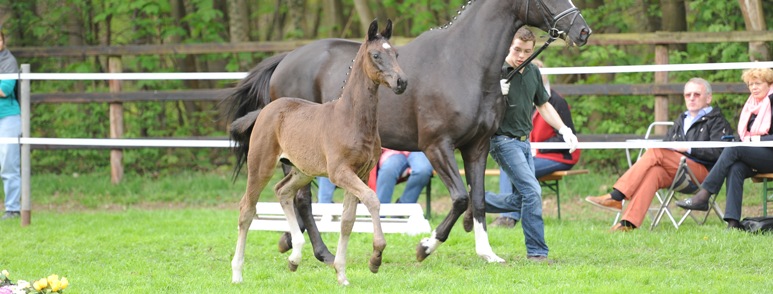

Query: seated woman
677 68 773 229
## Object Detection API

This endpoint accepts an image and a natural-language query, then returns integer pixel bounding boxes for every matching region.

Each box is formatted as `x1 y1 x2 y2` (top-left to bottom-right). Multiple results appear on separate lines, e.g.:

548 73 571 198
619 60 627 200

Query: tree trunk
323 0 345 37
227 0 251 70
738 0 770 61
353 0 373 36
284 0 305 39
660 0 686 52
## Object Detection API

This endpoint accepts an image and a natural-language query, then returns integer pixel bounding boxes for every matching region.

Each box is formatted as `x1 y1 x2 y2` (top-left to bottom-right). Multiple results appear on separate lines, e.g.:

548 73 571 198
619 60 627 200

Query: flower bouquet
0 270 69 294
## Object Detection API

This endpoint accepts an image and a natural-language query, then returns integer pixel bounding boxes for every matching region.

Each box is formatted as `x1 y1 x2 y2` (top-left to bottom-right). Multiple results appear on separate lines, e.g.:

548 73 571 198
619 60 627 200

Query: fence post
20 64 31 226
108 57 124 184
654 44 669 135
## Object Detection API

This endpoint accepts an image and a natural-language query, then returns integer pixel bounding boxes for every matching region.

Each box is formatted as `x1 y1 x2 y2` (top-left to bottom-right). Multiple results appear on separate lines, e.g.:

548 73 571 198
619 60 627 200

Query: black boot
726 219 745 230
675 189 711 211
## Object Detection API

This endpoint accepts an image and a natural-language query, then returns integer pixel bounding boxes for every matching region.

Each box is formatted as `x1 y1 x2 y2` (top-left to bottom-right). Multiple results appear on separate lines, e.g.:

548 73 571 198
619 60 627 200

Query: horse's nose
394 78 407 94
580 28 592 43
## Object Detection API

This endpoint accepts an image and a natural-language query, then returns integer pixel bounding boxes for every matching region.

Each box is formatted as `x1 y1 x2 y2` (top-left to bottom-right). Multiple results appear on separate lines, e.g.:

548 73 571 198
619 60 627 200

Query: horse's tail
229 109 262 177
219 52 288 179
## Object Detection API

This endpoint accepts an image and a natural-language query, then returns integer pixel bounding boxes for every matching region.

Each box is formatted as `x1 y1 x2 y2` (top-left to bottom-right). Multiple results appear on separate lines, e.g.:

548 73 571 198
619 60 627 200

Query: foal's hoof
288 261 299 272
369 253 383 273
278 232 293 253
416 242 431 262
462 209 473 233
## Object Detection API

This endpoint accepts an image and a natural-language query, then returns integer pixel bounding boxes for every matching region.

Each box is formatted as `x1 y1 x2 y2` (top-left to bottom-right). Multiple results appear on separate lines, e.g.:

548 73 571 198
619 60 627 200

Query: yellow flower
33 280 44 291
48 274 59 285
1 269 8 277
60 277 69 289
37 277 48 288
50 280 61 292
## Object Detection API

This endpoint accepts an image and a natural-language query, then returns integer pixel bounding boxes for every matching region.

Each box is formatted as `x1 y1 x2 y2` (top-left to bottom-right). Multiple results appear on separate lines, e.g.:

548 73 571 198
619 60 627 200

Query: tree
322 0 345 37
738 0 770 61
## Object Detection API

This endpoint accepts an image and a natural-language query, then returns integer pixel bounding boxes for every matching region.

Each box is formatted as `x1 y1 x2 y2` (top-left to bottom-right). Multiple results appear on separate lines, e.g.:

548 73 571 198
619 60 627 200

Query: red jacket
530 90 581 165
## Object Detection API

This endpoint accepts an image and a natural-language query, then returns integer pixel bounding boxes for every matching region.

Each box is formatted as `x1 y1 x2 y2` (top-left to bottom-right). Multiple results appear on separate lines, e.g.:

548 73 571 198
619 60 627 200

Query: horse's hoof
288 261 299 272
481 254 506 263
462 210 473 233
278 232 292 253
314 250 336 265
231 275 243 284
416 242 431 262
369 255 382 273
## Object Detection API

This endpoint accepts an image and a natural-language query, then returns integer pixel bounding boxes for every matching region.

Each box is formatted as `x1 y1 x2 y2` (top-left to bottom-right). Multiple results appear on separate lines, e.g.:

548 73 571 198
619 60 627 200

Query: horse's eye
373 53 380 59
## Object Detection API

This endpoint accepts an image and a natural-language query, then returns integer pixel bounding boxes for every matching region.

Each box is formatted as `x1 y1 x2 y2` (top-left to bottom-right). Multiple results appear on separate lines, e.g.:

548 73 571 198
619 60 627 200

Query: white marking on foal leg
419 231 443 255
231 230 246 283
473 219 505 263
282 207 306 270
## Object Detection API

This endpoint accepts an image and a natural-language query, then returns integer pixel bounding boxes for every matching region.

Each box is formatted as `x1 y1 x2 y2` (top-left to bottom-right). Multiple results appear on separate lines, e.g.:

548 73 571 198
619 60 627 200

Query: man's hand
558 126 578 153
500 79 510 95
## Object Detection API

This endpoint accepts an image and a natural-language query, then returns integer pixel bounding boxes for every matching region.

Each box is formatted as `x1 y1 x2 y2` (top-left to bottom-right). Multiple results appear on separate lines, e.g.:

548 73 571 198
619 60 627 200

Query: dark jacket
665 106 733 169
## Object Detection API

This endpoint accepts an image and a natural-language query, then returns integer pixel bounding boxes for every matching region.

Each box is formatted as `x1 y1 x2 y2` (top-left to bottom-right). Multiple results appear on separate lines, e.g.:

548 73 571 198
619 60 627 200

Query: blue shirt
683 106 713 134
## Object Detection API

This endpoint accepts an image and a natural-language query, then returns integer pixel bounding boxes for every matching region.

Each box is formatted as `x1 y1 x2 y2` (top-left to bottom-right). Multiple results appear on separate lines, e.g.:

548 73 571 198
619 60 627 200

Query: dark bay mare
229 20 406 286
223 0 591 264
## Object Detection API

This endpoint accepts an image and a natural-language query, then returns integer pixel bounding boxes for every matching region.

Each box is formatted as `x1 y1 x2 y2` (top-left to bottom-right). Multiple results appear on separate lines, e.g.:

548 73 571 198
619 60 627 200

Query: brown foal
230 19 406 286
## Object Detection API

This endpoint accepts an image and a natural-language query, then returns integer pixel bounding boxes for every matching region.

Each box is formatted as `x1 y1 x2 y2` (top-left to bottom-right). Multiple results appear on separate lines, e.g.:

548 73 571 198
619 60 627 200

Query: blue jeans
376 152 432 203
486 135 548 257
0 115 21 212
498 157 574 220
316 177 336 203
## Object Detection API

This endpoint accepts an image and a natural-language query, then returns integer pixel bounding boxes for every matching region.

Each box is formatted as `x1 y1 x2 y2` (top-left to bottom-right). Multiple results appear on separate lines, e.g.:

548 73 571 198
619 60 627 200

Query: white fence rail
9 61 773 226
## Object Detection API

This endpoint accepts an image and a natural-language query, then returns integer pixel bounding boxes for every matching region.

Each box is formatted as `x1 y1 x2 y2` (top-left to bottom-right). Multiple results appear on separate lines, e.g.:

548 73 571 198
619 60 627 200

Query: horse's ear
380 19 393 40
367 19 379 42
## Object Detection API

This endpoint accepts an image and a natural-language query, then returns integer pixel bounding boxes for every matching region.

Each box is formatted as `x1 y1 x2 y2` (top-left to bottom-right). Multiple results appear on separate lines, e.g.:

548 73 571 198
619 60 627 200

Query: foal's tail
219 52 288 178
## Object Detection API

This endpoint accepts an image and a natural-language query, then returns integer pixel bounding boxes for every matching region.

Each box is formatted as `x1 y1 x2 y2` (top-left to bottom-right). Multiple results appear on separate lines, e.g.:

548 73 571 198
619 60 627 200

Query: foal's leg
277 164 335 265
274 170 314 272
335 172 385 274
231 155 277 283
333 192 358 286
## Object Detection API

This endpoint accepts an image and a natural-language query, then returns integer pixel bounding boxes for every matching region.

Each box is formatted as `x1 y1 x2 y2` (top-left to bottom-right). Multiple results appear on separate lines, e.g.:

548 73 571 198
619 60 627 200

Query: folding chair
650 156 723 230
614 122 679 228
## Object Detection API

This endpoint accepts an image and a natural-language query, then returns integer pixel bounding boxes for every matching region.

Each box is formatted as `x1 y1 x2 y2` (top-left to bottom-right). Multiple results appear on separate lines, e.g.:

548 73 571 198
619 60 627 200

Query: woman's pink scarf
737 88 773 142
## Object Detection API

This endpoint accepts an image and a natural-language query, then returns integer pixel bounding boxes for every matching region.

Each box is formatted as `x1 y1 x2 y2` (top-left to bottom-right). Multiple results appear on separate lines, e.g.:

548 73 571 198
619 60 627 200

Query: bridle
505 0 582 82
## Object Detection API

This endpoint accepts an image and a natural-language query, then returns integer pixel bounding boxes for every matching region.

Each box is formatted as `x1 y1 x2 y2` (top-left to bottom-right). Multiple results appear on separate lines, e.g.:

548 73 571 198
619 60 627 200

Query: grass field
2 170 772 293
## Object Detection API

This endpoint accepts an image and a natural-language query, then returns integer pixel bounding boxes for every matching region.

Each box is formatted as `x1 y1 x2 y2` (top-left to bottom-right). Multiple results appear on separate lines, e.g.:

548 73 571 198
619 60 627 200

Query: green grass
2 170 772 293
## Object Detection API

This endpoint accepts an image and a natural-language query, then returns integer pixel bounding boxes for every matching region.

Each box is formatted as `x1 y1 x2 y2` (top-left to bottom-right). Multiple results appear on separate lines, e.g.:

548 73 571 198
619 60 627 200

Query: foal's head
359 19 407 94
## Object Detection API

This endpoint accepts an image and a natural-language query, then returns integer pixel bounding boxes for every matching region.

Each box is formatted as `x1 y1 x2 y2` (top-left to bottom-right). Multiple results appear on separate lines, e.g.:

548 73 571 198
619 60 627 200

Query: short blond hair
741 68 773 84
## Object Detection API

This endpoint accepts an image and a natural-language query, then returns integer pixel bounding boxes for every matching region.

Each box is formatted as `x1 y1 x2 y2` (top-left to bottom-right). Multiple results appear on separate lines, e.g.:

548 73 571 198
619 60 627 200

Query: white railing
7 61 773 225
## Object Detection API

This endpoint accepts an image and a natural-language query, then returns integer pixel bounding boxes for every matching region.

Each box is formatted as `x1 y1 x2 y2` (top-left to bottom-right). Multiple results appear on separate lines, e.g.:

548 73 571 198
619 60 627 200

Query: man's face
683 82 711 113
508 39 535 66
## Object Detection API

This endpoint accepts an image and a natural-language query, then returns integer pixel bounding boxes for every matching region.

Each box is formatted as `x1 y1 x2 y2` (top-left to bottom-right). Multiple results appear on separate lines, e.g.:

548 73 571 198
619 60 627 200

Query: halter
505 0 581 82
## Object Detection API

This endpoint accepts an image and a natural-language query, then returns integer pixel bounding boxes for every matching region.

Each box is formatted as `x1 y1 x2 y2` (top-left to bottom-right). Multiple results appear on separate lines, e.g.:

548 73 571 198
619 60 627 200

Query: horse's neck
411 1 522 77
336 59 380 132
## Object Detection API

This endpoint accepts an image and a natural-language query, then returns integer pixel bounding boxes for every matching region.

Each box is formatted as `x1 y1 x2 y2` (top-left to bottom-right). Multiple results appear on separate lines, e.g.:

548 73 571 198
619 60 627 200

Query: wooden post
654 45 669 136
20 64 31 226
108 57 124 184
